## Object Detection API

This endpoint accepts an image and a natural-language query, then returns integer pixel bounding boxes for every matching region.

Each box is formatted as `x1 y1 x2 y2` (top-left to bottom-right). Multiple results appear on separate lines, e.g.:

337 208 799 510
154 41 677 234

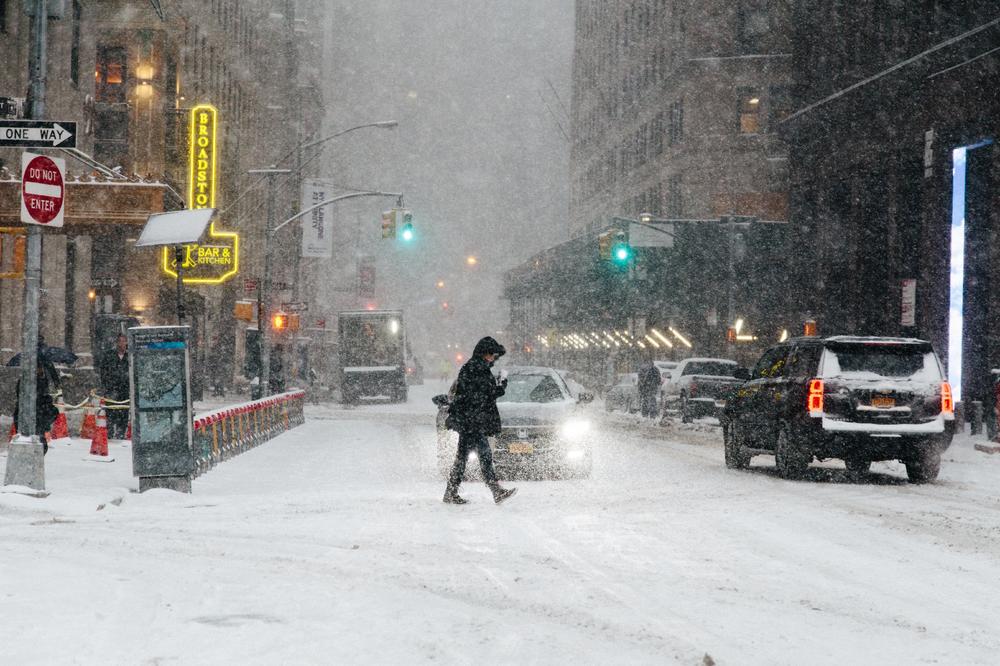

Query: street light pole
6 0 49 491
247 168 291 398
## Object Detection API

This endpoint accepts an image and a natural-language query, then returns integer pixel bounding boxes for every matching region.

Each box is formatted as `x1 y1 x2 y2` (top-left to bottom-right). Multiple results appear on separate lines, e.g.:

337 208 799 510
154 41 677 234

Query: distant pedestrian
638 359 661 419
98 334 131 438
443 336 517 505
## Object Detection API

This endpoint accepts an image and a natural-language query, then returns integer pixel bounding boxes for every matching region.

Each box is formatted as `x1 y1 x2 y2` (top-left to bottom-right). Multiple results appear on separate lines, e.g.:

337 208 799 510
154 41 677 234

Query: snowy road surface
2 383 999 665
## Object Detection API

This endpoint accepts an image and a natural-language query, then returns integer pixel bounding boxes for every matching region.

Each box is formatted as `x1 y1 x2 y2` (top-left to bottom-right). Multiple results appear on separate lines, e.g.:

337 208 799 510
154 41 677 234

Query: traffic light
611 231 632 266
381 210 396 239
399 209 414 242
272 312 288 331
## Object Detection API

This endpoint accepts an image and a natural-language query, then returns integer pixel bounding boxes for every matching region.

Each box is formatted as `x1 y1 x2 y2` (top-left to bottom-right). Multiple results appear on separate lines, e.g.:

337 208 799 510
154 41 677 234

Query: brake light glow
807 379 824 416
941 382 954 415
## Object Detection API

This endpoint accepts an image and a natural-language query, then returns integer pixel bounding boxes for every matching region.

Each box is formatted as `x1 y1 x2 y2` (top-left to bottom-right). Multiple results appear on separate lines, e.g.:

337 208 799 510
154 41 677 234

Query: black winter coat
446 338 507 435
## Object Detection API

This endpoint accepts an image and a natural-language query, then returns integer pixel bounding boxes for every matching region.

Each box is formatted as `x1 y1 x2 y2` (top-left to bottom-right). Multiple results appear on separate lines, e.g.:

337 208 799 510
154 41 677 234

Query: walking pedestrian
98 333 131 439
637 358 662 419
443 336 517 505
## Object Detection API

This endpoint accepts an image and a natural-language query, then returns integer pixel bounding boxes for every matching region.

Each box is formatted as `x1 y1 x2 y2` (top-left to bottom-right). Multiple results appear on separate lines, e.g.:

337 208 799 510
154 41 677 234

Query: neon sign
162 103 239 284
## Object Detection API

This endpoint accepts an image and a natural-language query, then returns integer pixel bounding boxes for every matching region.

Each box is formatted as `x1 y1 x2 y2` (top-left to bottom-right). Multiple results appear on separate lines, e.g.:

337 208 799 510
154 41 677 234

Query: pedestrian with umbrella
10 338 62 455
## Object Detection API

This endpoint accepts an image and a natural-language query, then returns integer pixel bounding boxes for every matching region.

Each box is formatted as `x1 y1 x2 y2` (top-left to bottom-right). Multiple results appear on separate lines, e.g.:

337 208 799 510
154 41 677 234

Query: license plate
517 429 528 439
871 395 896 409
508 442 533 454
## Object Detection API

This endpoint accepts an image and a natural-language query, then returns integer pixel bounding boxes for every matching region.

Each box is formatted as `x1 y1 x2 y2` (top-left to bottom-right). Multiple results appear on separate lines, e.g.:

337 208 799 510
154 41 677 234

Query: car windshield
497 374 567 403
825 345 938 379
682 362 737 377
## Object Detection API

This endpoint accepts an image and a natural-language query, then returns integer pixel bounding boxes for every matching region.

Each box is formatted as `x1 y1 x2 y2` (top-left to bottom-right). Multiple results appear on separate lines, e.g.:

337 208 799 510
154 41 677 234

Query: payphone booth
128 326 194 493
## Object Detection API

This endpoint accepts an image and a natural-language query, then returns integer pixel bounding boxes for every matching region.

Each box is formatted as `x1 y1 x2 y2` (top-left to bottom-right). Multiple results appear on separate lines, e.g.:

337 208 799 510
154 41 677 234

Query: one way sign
0 120 76 148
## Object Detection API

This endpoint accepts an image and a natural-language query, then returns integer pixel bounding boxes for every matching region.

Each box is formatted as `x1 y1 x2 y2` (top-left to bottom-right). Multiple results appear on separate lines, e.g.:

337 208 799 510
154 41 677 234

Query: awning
0 172 166 227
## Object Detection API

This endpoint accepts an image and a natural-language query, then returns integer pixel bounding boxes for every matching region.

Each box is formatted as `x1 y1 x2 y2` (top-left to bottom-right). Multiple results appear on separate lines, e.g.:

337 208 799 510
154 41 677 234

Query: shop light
669 327 693 348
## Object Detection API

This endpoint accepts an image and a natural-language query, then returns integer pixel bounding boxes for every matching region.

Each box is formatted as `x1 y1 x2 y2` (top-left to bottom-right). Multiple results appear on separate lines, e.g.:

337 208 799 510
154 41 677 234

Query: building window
668 174 683 217
768 85 792 128
94 45 129 168
669 98 684 145
70 1 81 86
738 88 761 134
736 1 769 53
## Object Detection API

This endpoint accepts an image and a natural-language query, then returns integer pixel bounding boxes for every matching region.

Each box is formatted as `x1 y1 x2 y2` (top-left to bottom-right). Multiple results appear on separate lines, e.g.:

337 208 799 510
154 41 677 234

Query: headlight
560 418 591 440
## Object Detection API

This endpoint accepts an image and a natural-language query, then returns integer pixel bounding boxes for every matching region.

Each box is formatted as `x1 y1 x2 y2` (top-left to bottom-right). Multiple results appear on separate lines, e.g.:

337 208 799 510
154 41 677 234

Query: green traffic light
612 243 632 264
401 223 414 242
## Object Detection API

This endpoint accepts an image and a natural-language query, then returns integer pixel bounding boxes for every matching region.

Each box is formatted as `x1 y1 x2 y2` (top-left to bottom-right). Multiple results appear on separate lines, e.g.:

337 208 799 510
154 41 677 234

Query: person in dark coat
98 334 131 438
443 336 517 505
637 359 662 419
13 343 60 455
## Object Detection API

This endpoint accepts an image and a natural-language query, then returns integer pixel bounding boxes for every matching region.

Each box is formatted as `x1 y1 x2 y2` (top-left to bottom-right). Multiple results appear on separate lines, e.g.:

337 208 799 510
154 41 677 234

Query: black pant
640 391 658 418
107 409 129 439
446 431 499 493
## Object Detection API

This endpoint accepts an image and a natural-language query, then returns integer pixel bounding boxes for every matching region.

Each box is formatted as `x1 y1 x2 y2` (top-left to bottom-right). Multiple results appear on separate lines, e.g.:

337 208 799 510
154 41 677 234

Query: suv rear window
822 344 940 380
683 362 737 377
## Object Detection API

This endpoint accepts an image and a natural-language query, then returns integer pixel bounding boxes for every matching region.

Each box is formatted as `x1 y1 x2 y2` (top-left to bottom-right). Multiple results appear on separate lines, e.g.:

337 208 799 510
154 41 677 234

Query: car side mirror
577 392 594 404
733 368 751 381
431 394 450 407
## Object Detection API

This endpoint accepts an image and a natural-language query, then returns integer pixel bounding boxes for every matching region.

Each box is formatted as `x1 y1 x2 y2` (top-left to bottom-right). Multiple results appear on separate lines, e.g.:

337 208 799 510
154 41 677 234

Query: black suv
721 336 955 483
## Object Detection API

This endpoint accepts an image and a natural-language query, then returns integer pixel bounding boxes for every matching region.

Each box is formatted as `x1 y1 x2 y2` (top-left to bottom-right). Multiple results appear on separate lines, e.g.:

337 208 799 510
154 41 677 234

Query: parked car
662 358 742 422
433 366 595 479
654 360 677 405
721 336 955 482
604 372 639 413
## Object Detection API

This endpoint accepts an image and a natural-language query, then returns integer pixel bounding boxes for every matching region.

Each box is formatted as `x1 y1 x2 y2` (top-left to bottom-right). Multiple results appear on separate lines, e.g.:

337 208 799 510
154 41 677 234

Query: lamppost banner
301 179 333 258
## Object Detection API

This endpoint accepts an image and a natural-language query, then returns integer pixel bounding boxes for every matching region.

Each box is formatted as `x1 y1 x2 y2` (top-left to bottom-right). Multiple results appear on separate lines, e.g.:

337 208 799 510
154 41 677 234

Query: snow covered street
2 383 999 665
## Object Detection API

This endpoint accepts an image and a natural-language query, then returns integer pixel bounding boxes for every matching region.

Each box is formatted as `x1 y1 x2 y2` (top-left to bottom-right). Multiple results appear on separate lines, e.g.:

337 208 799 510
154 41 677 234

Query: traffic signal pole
6 0 48 491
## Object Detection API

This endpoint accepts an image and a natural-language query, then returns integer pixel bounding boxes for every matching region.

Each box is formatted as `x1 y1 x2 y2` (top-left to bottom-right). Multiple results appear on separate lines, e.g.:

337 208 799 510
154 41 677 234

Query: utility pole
6 0 48 490
247 168 291 398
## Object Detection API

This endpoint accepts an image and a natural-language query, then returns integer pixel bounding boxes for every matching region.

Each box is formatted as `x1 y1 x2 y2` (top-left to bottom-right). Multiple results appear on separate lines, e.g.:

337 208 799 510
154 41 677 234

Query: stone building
570 0 793 236
0 0 325 395
783 2 1000 405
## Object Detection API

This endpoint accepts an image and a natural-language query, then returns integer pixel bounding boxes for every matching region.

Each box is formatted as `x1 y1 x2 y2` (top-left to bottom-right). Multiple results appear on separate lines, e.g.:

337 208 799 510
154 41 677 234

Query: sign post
4 0 49 493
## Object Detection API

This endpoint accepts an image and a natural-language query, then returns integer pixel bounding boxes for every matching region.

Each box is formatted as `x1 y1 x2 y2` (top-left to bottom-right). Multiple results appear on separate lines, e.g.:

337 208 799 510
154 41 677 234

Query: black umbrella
6 346 79 367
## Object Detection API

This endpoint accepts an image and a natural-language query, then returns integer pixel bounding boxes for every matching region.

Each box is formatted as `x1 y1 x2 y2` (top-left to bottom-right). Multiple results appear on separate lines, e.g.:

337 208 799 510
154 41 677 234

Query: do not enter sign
20 151 66 227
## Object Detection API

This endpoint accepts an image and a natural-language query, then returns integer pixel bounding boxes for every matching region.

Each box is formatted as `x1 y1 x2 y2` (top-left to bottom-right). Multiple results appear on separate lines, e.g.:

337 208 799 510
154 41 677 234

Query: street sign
244 277 259 294
0 119 76 148
20 151 65 227
282 301 309 313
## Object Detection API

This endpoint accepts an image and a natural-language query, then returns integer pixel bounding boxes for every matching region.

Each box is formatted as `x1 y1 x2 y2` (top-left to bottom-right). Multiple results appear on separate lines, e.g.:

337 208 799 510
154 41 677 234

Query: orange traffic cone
125 418 132 441
50 395 69 440
7 422 16 442
79 396 99 439
89 408 109 457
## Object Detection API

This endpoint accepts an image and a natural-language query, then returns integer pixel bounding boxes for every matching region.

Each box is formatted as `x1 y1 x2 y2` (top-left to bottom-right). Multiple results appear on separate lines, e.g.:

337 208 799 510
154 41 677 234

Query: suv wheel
723 422 750 470
905 446 941 484
845 457 871 474
775 425 810 479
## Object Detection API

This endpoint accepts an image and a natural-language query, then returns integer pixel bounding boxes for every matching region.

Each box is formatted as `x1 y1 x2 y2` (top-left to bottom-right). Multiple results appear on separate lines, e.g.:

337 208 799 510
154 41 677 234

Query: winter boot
492 487 518 505
443 491 468 505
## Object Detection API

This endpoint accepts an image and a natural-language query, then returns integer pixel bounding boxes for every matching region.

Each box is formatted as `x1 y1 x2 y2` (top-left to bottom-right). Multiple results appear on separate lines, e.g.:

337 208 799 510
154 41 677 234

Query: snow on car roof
823 335 930 345
505 365 561 375
678 357 737 364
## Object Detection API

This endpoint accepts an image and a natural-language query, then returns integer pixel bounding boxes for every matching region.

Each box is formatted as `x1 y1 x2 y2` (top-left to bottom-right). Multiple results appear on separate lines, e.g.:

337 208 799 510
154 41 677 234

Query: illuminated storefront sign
162 103 239 284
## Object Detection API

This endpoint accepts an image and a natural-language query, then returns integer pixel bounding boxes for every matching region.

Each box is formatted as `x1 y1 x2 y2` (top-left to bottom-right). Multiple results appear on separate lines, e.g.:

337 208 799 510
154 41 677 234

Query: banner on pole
301 179 332 258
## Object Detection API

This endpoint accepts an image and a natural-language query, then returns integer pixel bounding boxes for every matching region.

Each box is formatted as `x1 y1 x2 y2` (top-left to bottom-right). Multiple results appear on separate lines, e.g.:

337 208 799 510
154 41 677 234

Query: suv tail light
807 379 824 417
941 382 954 416
689 381 698 397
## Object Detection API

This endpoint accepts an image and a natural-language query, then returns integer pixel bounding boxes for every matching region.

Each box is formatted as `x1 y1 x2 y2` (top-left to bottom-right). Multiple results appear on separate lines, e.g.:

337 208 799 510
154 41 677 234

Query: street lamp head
639 212 653 224
374 120 399 129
